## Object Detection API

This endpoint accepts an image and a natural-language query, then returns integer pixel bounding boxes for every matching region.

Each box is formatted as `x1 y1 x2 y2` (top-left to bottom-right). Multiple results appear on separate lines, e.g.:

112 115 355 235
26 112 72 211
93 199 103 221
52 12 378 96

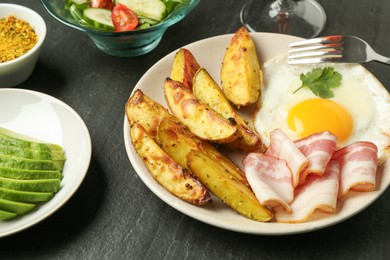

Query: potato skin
187 150 273 222
193 68 264 152
164 78 239 144
156 117 250 187
130 123 210 205
170 48 200 91
221 26 262 107
125 89 178 139
156 118 203 169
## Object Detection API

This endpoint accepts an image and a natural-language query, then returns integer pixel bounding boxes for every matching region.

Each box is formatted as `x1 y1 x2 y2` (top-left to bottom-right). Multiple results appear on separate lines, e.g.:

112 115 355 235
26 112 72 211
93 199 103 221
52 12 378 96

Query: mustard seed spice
0 16 38 63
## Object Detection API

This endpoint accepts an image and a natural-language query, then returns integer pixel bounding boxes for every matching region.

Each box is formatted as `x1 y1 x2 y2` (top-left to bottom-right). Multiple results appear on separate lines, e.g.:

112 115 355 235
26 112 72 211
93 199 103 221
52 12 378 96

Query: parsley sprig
293 67 342 98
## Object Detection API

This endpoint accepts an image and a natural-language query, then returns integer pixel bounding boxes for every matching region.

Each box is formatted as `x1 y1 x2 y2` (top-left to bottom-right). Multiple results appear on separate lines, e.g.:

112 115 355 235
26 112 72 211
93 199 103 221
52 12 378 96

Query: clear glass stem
268 0 297 34
269 0 295 18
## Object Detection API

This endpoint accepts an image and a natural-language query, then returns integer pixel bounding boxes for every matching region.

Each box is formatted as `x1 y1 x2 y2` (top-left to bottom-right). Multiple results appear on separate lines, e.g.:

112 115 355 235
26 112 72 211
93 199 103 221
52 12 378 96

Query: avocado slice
0 209 17 220
0 187 53 202
0 127 63 153
0 177 60 192
0 198 35 215
0 167 63 180
0 144 66 161
0 154 64 171
0 128 66 221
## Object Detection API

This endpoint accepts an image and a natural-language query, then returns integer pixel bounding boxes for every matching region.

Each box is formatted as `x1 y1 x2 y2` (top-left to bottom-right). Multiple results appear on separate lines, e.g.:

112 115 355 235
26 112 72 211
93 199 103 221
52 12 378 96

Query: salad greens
64 0 188 32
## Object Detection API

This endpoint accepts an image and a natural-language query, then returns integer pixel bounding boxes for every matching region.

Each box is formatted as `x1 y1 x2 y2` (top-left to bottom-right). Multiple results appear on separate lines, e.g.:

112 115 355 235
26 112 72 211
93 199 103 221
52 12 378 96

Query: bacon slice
275 160 340 223
332 141 378 198
243 153 294 212
294 131 338 185
265 129 308 187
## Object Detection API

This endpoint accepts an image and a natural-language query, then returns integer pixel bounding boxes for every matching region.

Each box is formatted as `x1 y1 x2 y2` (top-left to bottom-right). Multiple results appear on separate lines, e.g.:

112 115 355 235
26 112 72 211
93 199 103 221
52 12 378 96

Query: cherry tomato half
112 4 139 32
90 0 115 10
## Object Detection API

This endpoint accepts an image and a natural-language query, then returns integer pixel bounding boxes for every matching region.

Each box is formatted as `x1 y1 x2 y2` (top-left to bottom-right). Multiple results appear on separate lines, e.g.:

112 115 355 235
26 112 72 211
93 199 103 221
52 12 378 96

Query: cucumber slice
83 8 115 31
0 198 35 215
116 0 167 21
0 177 61 193
0 167 63 180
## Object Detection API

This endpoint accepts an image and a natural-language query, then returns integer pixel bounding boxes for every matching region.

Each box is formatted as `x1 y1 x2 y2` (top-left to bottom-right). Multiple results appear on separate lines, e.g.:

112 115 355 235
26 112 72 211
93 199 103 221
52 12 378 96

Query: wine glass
240 0 326 38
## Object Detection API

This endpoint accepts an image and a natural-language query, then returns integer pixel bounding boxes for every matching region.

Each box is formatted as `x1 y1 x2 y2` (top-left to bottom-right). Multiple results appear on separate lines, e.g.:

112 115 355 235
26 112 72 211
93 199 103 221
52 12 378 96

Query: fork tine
288 35 345 65
288 43 342 53
288 49 343 59
287 56 343 65
288 35 390 65
289 35 343 47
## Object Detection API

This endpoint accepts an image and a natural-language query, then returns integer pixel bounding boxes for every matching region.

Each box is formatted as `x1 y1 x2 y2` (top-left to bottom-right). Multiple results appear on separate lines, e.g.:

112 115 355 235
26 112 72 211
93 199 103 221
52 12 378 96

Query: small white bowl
0 4 46 88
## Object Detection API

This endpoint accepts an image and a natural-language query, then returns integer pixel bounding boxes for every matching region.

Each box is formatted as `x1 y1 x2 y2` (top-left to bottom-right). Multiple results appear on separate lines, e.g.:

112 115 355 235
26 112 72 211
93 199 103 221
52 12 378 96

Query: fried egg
254 54 390 163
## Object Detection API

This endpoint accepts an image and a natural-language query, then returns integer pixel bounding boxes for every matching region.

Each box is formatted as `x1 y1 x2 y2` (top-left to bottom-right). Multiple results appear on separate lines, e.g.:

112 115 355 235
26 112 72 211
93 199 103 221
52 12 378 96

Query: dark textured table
2 0 390 259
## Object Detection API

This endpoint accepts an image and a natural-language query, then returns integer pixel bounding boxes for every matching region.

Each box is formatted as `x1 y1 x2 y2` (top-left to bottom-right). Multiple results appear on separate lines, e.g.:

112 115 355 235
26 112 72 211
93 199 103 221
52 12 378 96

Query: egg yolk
287 98 353 142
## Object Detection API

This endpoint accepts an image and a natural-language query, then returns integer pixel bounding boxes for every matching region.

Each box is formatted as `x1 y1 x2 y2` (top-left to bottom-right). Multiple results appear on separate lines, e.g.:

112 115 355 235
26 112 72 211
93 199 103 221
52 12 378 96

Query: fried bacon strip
275 160 340 223
243 153 293 212
332 141 378 198
295 131 338 185
265 129 308 187
243 129 379 223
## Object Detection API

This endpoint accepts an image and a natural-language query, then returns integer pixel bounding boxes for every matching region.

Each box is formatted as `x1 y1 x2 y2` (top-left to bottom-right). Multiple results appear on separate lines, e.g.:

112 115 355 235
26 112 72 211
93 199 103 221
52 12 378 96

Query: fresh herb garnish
293 67 342 98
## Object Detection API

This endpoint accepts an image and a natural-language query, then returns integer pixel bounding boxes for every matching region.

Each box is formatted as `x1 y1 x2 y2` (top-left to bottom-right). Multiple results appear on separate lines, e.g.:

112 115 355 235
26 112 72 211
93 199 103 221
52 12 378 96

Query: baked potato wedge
156 118 202 169
186 150 273 222
164 78 238 144
193 68 263 152
125 89 177 139
156 117 249 187
130 123 210 205
221 27 262 107
201 141 250 187
170 48 200 91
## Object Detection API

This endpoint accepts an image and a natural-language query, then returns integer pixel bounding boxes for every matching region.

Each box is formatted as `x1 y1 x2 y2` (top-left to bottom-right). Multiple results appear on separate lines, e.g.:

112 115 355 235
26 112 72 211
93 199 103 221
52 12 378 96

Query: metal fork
287 35 390 65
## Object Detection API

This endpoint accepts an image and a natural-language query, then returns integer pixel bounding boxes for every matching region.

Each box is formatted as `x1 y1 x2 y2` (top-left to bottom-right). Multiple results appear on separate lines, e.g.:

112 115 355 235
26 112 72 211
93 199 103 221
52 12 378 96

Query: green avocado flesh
0 209 17 221
0 167 63 180
0 177 60 192
0 198 35 215
0 144 66 161
0 128 66 220
0 155 64 171
0 128 63 153
0 187 53 202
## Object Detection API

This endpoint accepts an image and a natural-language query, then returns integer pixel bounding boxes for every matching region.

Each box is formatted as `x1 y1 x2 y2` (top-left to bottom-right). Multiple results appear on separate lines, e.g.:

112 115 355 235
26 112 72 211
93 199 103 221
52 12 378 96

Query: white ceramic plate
123 33 390 235
0 88 91 237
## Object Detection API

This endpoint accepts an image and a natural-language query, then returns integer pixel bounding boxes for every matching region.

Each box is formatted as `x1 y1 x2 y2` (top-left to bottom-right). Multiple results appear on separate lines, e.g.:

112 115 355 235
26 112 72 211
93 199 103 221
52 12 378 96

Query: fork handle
374 53 390 65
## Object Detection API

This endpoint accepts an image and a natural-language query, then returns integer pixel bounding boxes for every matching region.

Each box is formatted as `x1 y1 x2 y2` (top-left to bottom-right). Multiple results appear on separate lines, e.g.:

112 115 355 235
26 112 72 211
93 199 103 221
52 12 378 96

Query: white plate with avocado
0 88 91 237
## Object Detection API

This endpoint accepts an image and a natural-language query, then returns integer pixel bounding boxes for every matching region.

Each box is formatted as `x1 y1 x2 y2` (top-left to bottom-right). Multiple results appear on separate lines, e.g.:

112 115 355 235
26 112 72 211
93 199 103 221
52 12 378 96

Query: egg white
254 54 390 163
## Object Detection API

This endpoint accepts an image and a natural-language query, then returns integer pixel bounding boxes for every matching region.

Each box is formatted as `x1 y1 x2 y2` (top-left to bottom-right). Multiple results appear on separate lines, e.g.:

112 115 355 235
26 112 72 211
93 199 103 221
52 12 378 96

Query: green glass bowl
40 0 200 57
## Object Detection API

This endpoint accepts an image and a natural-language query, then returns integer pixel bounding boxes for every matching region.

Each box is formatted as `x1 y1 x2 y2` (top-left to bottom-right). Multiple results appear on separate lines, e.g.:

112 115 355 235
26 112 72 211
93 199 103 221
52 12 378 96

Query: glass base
93 38 162 57
86 31 165 57
240 0 326 38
